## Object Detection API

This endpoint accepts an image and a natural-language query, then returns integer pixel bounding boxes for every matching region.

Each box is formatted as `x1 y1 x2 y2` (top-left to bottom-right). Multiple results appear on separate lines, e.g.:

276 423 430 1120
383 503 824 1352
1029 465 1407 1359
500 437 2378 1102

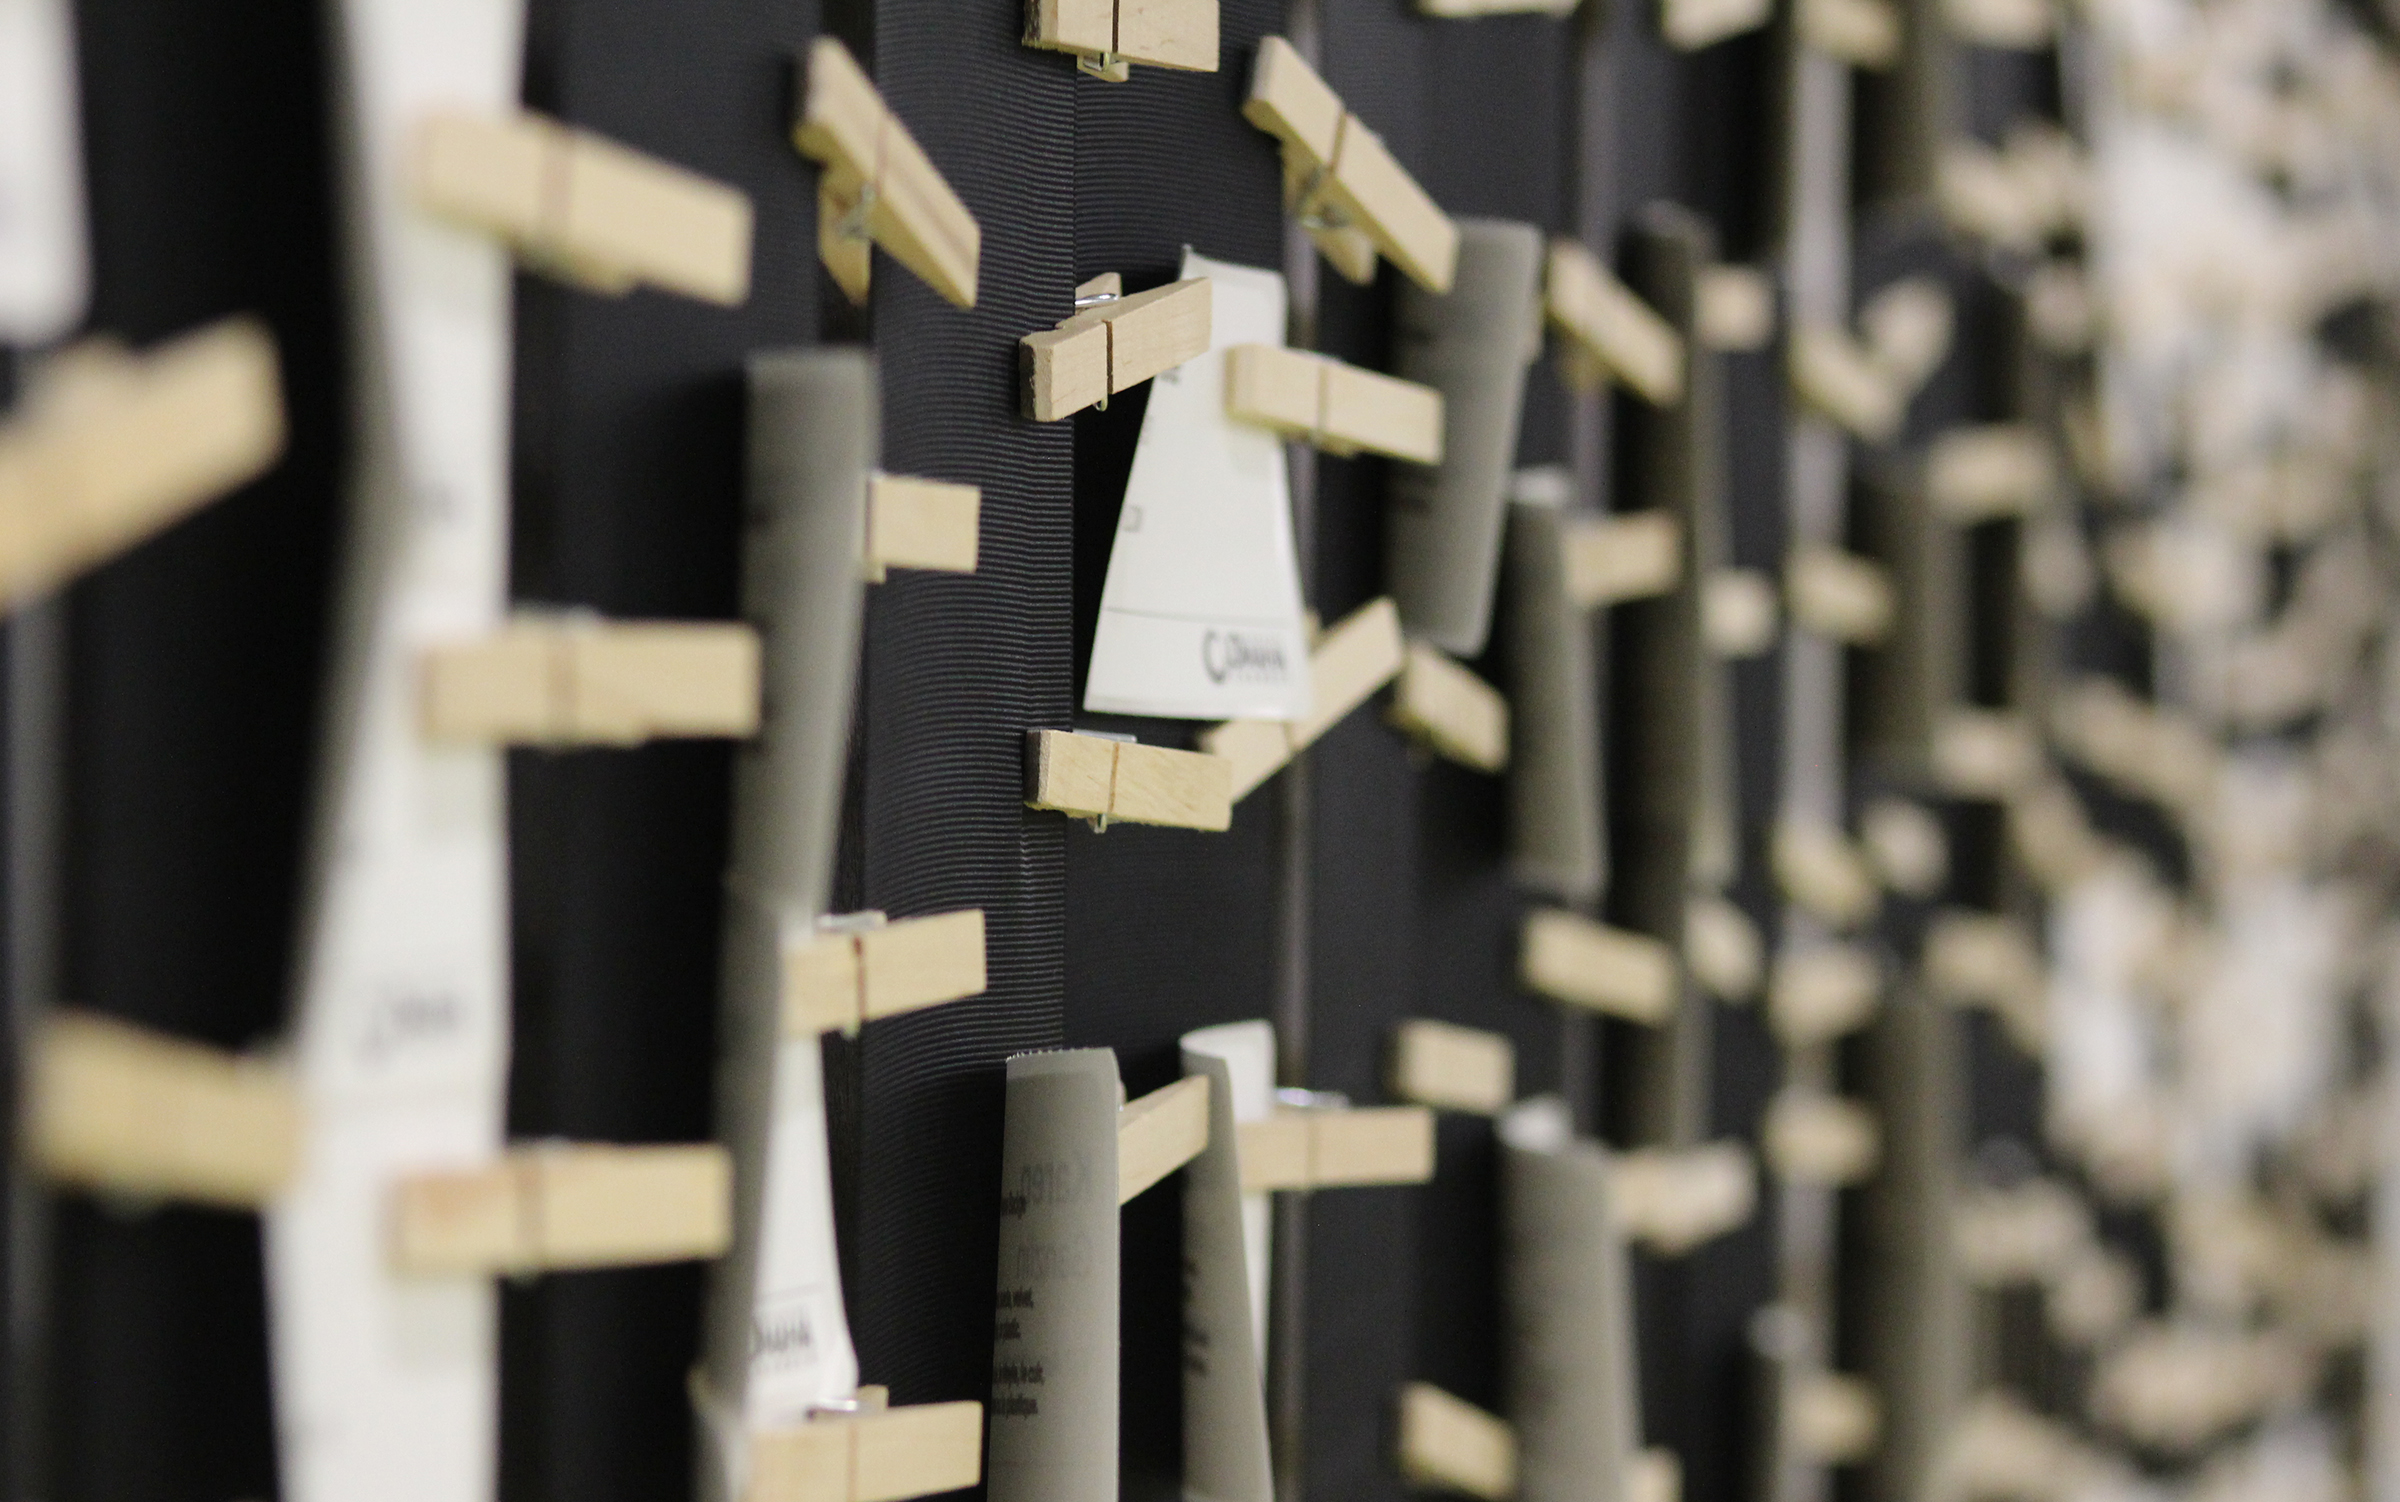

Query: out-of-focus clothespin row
413 111 753 304
0 317 285 609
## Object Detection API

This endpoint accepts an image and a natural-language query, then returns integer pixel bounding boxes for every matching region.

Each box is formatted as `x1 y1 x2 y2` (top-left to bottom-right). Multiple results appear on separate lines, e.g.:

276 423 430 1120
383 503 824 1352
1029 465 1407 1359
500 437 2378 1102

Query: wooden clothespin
1785 1373 1881 1464
1796 0 1900 66
1611 1142 1757 1253
25 1010 300 1209
866 474 979 580
1388 642 1508 772
1225 344 1444 464
1785 543 1893 643
1560 511 1682 609
1663 0 1773 48
1858 277 1954 392
1397 1384 1517 1502
421 617 760 746
1702 568 1780 657
1684 894 1763 1001
1936 127 2086 252
1545 240 1686 405
1930 707 2038 798
1519 908 1678 1023
1927 424 2054 522
1762 1091 1881 1186
1787 324 1903 442
1025 729 1233 831
1765 942 1881 1047
1024 0 1217 80
783 910 988 1036
1629 1449 1684 1502
1770 820 1879 929
392 1142 732 1276
1022 273 1213 422
1944 0 2055 47
1243 38 1458 293
0 317 284 610
1860 797 1949 897
1419 0 1576 15
1202 596 1406 801
1388 1020 1515 1115
1238 1105 1436 1192
793 37 981 309
1119 1074 1212 1202
745 1396 985 1502
1694 266 1775 349
412 112 752 306
1924 910 2041 1010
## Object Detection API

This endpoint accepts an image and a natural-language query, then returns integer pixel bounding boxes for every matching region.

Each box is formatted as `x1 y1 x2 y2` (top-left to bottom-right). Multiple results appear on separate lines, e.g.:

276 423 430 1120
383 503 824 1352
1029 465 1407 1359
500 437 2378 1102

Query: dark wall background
5 2 2056 1502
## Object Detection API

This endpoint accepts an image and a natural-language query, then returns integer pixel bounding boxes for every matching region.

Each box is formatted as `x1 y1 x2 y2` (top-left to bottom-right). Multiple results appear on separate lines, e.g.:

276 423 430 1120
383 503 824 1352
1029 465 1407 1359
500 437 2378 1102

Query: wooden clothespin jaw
1762 1090 1882 1186
1024 0 1219 81
420 616 761 747
412 111 753 305
739 1391 986 1502
1021 274 1213 422
1025 728 1232 832
782 909 988 1037
1388 1019 1515 1115
1387 641 1508 772
0 317 285 611
1545 239 1686 404
1236 1098 1435 1191
1396 1384 1517 1502
1518 908 1679 1023
1243 38 1458 293
1118 1074 1211 1201
24 1010 300 1209
1223 344 1444 464
1201 596 1405 801
1559 510 1683 609
793 37 981 310
1784 543 1893 644
1610 1141 1757 1254
865 474 979 581
391 1142 733 1276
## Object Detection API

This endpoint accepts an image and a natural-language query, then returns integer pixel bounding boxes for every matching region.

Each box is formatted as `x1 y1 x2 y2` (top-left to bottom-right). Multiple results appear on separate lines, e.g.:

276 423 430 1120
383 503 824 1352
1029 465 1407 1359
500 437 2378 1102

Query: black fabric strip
1053 10 1285 1497
505 3 821 1497
847 0 1076 1426
38 0 347 1497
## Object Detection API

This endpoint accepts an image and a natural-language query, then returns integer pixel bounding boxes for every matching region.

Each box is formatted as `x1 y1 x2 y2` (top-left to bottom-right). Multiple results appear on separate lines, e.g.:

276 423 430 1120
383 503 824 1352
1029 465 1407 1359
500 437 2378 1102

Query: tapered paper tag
0 0 88 342
1083 252 1312 722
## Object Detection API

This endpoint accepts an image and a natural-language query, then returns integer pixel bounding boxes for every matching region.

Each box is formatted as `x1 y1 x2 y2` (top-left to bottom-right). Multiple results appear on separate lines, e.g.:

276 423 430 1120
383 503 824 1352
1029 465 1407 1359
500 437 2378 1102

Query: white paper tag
1181 1019 1274 1353
742 1029 859 1420
266 3 523 1501
0 0 88 344
1083 252 1311 723
1178 1053 1273 1502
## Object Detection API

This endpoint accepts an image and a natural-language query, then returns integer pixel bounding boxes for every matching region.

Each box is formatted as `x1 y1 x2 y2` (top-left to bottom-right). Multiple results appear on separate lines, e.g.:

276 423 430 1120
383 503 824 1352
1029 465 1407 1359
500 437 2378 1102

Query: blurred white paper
0 0 89 342
1083 251 1311 722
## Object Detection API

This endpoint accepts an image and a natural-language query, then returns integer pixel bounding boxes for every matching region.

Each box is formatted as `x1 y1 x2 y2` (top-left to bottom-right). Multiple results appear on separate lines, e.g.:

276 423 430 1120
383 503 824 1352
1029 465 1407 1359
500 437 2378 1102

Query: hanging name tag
1083 252 1312 722
0 0 89 343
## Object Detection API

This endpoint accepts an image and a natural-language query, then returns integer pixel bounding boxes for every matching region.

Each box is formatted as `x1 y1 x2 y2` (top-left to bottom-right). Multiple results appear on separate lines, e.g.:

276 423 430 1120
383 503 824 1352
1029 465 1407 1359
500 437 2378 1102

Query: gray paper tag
1502 1098 1640 1502
990 1050 1123 1502
1389 219 1546 657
